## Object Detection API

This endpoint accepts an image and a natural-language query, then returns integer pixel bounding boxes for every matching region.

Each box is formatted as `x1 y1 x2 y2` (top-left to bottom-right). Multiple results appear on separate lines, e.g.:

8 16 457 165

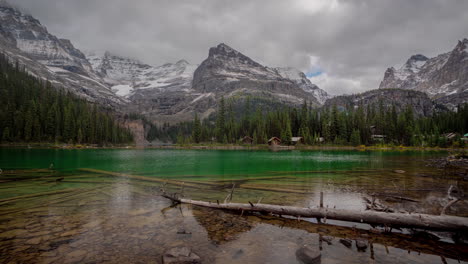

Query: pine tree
192 113 201 143
215 96 226 143
350 129 361 146
0 53 133 144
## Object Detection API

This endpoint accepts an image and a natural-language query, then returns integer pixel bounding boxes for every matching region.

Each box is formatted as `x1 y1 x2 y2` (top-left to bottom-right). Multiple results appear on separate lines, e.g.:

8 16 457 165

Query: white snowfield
87 51 198 96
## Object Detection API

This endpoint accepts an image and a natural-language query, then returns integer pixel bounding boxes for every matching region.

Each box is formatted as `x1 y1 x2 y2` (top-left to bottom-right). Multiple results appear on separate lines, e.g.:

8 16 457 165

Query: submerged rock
0 229 29 240
162 246 201 264
296 245 321 264
355 240 368 251
65 249 87 263
177 229 192 235
393 170 406 174
339 239 353 248
320 236 334 245
25 237 42 245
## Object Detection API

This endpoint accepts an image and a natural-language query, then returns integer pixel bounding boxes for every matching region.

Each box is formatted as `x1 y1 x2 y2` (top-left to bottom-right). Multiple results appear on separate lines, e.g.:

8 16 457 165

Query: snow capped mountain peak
455 38 468 53
275 67 330 104
192 43 329 107
175 59 189 66
0 3 98 77
403 54 428 73
86 51 197 97
379 38 468 109
212 43 238 55
0 5 127 106
407 54 429 63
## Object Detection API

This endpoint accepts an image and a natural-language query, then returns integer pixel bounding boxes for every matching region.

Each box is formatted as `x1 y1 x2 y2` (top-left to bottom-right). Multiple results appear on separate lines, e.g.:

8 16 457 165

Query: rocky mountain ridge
379 38 468 110
0 2 330 124
0 2 125 107
324 89 442 117
192 43 327 107
87 43 330 123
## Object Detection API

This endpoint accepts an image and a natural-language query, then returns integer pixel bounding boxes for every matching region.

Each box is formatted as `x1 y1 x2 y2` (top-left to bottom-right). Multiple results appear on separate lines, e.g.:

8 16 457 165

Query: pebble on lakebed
162 246 201 264
295 245 321 264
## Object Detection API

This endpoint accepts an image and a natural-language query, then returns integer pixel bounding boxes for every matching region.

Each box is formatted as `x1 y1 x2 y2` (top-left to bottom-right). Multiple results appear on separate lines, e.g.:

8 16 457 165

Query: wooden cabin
291 137 304 145
443 133 458 140
268 137 281 146
443 132 459 143
371 135 386 141
462 133 468 141
240 136 254 144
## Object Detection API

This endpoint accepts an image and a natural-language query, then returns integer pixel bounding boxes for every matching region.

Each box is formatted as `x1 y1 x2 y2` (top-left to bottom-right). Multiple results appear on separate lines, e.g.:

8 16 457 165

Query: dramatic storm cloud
13 0 468 95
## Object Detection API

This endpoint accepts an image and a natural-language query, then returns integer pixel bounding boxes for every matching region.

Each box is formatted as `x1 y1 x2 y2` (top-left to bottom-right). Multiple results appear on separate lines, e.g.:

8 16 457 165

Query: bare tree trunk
162 194 468 231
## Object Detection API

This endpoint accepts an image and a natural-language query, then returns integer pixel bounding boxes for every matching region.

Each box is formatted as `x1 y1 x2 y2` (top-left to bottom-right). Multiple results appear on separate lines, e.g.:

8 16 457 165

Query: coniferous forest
0 54 133 144
163 96 467 148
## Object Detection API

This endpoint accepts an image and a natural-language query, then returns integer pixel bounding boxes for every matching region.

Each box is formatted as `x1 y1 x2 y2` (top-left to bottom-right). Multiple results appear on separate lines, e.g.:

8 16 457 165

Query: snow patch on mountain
0 3 126 107
112 84 133 97
86 51 197 94
275 67 330 104
379 38 468 106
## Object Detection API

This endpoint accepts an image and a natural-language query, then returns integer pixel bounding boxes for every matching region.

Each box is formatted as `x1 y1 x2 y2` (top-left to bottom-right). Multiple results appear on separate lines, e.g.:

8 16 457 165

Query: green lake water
0 148 467 263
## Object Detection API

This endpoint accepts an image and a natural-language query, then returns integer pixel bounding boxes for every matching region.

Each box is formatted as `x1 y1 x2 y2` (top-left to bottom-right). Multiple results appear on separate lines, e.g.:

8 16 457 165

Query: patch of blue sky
306 70 323 78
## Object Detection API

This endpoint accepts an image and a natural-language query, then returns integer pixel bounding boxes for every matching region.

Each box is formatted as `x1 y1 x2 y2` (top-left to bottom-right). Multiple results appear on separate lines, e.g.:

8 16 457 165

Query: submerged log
79 168 310 194
0 188 79 205
239 184 313 194
162 195 468 231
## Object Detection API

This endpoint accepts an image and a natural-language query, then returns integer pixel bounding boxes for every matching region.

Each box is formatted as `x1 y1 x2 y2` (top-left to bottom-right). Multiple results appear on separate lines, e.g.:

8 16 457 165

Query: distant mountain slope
324 89 441 116
274 67 330 105
379 38 468 109
88 44 330 124
87 52 197 96
192 43 327 107
0 2 125 107
0 1 330 124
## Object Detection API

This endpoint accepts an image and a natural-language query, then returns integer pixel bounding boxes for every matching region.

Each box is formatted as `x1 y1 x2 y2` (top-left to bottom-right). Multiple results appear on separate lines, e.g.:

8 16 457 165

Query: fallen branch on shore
161 192 468 231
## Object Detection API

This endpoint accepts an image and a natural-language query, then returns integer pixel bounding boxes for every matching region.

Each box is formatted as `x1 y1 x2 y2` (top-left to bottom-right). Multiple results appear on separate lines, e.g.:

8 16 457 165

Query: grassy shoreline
1 142 466 152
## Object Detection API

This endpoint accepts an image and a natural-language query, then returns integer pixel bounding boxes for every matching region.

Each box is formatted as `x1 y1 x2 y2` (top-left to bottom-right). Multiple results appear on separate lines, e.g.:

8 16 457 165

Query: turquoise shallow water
1 148 466 264
0 148 446 178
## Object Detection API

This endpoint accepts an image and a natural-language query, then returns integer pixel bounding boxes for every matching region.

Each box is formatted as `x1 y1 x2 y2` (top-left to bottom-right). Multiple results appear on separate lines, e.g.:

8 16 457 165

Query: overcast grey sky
13 0 468 95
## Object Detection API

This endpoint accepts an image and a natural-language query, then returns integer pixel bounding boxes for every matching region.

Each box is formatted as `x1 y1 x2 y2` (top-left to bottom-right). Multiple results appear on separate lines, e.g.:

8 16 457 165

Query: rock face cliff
324 89 441 116
0 2 330 124
0 2 125 107
379 39 468 110
192 43 327 107
86 44 329 124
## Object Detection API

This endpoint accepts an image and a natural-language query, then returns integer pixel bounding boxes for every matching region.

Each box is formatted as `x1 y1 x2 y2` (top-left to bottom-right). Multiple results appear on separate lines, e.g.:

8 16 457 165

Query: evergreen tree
192 113 201 143
0 53 133 144
215 96 226 143
350 129 361 146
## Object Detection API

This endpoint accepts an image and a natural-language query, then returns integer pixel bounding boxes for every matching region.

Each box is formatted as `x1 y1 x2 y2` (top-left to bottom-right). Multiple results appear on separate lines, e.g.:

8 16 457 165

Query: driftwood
162 193 468 231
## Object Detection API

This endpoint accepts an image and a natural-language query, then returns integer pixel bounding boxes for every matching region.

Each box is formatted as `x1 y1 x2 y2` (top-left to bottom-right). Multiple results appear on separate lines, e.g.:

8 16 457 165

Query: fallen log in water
162 194 468 231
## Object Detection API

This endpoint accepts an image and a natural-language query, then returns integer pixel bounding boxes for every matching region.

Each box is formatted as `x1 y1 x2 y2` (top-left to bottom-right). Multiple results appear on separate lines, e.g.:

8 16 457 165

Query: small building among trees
442 133 459 144
268 137 281 146
371 135 386 142
291 137 304 145
240 136 253 144
462 133 468 141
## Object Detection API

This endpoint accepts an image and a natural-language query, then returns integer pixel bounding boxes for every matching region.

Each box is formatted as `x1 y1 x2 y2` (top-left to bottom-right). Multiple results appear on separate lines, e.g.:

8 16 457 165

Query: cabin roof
291 137 303 142
443 133 457 139
268 137 281 142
